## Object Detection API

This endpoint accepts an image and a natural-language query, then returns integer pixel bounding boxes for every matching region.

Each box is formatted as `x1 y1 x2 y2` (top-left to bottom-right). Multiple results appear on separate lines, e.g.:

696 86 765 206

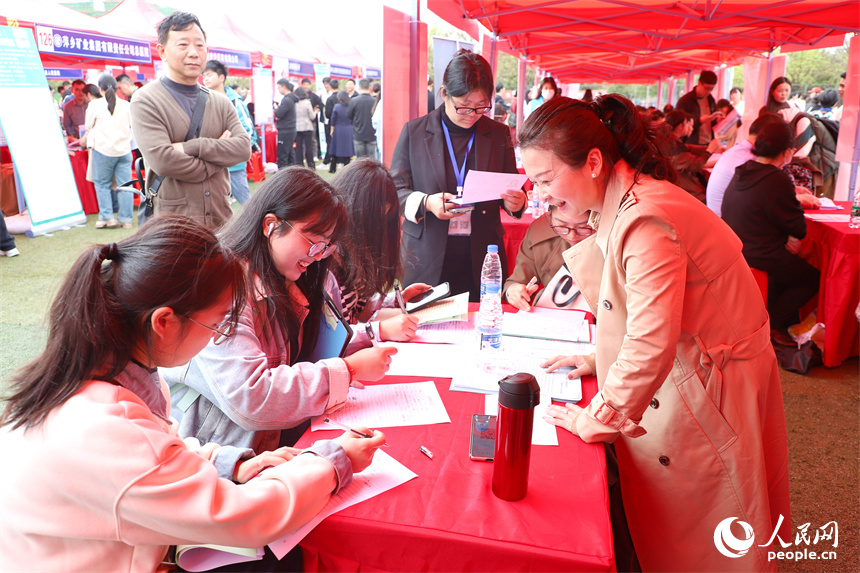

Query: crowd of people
0 7 850 573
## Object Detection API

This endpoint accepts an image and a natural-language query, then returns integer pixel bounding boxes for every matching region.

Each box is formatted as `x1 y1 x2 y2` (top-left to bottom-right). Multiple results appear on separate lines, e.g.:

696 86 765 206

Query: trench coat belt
693 320 772 408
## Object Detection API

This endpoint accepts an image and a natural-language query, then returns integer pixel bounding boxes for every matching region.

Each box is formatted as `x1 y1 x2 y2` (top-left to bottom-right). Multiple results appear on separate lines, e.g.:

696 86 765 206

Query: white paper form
484 394 559 446
459 169 528 205
309 381 451 431
805 213 850 222
268 450 417 559
503 307 591 343
413 313 476 344
816 197 843 210
411 291 470 325
385 341 474 378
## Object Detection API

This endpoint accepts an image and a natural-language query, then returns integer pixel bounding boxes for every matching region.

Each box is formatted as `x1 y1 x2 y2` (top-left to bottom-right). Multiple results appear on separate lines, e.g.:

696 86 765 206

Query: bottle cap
487 245 498 253
497 373 540 410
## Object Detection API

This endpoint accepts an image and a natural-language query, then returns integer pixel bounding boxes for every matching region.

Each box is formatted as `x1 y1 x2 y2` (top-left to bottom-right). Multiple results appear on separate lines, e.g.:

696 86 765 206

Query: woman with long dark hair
328 90 354 173
521 95 791 572
330 159 430 341
527 76 559 117
164 167 396 460
0 216 382 571
84 73 134 228
392 49 526 301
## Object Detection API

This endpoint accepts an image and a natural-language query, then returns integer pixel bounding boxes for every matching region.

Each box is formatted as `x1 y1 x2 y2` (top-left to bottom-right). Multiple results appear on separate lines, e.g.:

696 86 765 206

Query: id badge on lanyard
442 120 476 236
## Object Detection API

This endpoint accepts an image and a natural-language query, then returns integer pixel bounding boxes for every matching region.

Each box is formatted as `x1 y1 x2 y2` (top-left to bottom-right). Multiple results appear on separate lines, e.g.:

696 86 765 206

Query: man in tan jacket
131 11 250 229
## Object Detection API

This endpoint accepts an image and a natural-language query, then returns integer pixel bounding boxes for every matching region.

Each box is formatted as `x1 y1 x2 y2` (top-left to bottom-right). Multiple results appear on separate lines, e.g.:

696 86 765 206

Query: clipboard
307 293 353 362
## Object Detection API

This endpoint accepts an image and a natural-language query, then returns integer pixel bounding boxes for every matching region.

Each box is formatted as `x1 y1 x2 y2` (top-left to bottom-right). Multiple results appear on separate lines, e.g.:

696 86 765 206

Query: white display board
0 25 85 236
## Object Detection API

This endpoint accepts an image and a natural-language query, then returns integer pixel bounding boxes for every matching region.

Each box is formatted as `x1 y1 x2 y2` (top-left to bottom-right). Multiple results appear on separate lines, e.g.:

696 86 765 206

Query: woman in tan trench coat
519 95 791 573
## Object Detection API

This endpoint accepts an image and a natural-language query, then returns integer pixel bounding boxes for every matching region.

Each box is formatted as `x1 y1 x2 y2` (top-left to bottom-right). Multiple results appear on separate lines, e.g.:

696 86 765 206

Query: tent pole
656 79 663 110
765 51 773 93
516 56 526 134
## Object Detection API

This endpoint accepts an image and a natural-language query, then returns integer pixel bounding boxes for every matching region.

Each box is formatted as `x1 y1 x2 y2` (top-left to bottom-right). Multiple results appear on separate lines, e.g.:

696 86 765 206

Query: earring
591 173 597 179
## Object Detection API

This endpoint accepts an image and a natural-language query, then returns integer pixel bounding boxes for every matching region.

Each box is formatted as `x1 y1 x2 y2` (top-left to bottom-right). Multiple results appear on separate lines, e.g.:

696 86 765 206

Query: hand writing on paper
544 403 584 437
541 354 594 380
380 314 419 342
506 282 539 312
233 446 302 483
426 193 463 220
795 192 821 210
501 188 527 213
335 429 387 473
343 346 398 384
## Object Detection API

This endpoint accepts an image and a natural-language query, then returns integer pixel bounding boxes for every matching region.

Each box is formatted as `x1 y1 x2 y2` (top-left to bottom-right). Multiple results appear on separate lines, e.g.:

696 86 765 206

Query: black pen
323 417 389 446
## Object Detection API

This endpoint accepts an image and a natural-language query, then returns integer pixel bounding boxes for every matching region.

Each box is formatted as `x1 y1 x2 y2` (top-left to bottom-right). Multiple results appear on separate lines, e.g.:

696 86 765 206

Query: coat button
204 190 210 196
602 300 612 310
659 455 670 466
650 398 659 409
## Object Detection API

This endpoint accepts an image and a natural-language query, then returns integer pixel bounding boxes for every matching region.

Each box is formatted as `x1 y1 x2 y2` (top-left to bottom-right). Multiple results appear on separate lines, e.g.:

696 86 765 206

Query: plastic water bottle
850 193 860 229
528 189 545 219
478 245 503 351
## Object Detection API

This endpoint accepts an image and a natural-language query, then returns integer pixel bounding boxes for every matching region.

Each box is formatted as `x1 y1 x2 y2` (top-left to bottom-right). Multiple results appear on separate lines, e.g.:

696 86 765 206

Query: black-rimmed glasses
451 103 493 116
282 220 338 259
550 224 595 237
185 316 235 345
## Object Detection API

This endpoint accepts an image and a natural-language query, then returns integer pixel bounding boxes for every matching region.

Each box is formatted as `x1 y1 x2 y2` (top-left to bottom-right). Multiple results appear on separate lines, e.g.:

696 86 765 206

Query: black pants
277 129 295 168
294 131 315 168
0 214 16 252
440 235 479 302
751 250 820 330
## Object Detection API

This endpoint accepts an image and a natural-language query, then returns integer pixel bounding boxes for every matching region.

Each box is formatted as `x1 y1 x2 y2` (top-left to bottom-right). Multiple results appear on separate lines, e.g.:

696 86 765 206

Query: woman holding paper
163 167 396 464
392 49 527 301
330 159 431 342
519 95 790 572
0 216 383 572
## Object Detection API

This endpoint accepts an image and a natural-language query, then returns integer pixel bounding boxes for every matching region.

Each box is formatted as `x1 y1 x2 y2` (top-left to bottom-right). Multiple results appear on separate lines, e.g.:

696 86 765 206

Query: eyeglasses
550 224 595 237
282 220 338 259
451 101 493 116
185 316 235 345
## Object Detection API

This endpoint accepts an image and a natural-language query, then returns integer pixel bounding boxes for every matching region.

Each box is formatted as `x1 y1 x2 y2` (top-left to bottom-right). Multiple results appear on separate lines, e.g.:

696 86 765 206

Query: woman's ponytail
98 73 118 115
592 94 676 183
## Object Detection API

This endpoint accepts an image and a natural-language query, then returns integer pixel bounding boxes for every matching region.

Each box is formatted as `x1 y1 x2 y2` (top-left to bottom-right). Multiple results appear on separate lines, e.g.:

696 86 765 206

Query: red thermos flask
492 373 540 501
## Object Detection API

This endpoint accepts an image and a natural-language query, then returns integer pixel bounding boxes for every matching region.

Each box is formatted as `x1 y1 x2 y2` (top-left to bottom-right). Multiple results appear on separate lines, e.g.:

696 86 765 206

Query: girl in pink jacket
0 215 383 572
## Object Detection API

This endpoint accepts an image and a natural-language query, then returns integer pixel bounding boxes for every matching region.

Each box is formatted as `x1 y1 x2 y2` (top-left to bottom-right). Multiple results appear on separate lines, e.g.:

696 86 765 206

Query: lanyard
441 119 475 198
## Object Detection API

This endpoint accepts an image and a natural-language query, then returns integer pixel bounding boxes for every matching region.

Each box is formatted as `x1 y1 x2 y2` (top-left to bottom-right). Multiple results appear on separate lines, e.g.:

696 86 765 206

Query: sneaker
1 248 20 257
121 222 133 229
95 219 120 229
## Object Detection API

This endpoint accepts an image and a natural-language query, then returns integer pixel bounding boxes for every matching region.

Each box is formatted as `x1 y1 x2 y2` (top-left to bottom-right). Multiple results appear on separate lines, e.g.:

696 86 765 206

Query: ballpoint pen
526 276 538 290
323 417 389 446
393 283 407 314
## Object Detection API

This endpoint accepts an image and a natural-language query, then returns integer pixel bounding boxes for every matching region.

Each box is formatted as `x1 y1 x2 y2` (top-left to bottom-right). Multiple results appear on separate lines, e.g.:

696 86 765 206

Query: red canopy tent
428 0 858 83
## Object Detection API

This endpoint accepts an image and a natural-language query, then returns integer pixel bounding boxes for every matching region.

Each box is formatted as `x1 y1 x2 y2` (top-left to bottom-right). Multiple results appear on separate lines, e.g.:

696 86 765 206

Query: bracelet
344 359 356 383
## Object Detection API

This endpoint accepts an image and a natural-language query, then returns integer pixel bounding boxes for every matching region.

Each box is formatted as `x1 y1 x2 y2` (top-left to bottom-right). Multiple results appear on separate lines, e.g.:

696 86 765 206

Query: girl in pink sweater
0 215 383 572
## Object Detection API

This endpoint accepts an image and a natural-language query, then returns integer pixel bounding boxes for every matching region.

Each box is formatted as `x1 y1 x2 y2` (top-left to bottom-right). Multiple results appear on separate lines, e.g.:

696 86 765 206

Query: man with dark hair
62 79 87 141
273 78 297 167
494 81 506 111
345 79 357 98
721 120 820 338
347 78 376 158
115 74 138 101
202 59 257 205
320 76 334 161
675 69 723 148
707 113 819 216
130 10 250 229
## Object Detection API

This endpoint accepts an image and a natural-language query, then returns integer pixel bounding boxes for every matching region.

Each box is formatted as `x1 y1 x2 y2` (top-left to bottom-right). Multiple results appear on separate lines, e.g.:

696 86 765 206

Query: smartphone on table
469 414 496 462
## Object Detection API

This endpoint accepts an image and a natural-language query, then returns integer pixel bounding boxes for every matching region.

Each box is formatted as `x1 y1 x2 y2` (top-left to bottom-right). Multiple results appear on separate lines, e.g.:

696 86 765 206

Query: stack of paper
502 307 591 343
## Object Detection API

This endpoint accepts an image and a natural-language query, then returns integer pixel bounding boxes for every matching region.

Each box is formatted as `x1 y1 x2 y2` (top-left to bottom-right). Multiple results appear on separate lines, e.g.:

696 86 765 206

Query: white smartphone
405 282 451 313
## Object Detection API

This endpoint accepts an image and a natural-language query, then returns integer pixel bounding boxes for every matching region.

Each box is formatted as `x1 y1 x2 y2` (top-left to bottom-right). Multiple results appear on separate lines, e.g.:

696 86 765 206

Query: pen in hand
526 276 538 291
323 417 389 446
365 323 379 347
393 284 407 314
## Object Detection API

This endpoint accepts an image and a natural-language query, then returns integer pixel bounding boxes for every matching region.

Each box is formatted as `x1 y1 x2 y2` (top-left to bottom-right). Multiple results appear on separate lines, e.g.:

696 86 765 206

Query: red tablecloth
501 211 532 277
294 361 612 571
69 150 98 214
802 201 859 367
